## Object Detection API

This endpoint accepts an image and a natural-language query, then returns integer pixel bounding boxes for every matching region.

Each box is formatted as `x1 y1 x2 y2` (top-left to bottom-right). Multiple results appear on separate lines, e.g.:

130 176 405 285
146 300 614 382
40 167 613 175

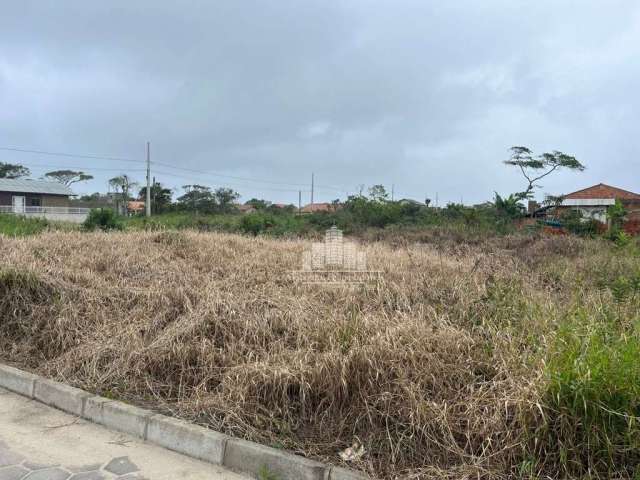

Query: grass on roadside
0 214 49 236
2 228 640 478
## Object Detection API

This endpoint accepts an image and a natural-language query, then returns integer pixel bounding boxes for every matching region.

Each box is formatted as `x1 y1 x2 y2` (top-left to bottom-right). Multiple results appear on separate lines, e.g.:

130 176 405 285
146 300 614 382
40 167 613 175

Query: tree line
0 163 94 185
1 144 586 219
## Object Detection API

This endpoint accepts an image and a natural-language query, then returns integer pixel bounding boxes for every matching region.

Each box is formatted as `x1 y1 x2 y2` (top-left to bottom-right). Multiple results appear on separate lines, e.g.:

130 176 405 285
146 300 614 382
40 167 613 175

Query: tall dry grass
0 230 639 479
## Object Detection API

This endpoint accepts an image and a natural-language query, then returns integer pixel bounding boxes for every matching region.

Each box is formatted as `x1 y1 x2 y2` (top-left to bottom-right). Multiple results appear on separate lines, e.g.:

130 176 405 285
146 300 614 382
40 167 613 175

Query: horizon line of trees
0 162 95 186
2 144 586 219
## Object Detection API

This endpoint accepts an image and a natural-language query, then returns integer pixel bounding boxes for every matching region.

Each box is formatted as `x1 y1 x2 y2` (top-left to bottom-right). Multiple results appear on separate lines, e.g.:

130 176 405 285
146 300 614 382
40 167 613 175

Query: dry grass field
1 229 640 479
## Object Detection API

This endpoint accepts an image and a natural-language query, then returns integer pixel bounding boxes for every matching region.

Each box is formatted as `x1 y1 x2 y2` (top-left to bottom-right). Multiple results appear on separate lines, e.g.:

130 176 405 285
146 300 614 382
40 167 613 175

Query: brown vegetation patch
0 230 637 478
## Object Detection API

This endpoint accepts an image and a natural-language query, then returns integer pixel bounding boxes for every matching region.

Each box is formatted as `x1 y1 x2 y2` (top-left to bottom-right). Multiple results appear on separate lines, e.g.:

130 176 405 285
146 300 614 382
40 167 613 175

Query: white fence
0 205 90 223
561 198 616 207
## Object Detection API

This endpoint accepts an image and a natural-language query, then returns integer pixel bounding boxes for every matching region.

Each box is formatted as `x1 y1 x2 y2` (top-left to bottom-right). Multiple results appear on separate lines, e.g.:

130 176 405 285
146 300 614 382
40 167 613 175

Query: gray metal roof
0 178 74 196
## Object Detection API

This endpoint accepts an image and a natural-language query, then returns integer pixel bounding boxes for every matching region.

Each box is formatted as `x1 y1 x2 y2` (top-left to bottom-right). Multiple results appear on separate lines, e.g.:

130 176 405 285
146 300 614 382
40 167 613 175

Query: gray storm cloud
1 0 639 204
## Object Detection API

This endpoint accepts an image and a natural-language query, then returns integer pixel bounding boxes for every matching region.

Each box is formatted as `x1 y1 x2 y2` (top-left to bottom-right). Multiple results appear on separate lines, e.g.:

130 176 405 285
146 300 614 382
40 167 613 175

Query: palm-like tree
493 192 525 218
109 175 138 214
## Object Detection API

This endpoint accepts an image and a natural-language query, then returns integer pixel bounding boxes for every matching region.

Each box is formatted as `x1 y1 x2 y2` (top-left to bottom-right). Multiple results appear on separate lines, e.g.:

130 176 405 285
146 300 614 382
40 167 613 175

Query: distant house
397 198 426 207
556 183 640 224
127 201 146 215
0 178 89 223
301 202 338 213
237 204 256 214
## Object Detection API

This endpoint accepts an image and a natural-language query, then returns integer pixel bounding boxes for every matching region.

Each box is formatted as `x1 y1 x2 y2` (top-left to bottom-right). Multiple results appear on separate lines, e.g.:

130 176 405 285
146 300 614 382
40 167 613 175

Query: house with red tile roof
556 183 640 227
127 201 146 215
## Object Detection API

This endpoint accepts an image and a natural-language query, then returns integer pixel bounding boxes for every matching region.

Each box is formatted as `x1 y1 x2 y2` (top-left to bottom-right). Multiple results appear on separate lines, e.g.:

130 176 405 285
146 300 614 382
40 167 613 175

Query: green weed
0 213 49 236
257 466 280 480
544 307 640 476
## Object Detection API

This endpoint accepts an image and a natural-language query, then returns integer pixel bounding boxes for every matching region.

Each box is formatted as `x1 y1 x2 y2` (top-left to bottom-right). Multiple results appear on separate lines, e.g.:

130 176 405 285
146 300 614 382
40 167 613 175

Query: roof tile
564 183 640 200
0 178 73 196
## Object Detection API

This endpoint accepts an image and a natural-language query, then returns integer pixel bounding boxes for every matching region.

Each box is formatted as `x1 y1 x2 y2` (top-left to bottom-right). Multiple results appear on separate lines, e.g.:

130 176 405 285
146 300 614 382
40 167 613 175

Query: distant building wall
623 200 640 222
0 192 70 207
22 211 88 223
42 195 70 207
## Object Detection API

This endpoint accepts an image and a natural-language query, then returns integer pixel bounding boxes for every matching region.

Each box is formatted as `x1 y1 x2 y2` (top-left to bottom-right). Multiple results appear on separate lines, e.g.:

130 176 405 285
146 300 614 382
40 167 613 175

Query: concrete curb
0 363 371 480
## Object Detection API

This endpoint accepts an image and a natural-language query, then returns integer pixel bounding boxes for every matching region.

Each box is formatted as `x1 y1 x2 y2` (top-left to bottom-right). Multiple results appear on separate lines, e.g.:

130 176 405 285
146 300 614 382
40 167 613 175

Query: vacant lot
1 230 639 479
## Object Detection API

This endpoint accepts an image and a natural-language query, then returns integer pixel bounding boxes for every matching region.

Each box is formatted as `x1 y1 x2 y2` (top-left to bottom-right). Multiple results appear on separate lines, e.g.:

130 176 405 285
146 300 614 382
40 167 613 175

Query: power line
3 145 433 202
20 160 422 200
153 160 348 192
153 160 306 187
2 145 349 193
0 146 144 164
152 169 310 193
18 161 313 194
18 162 147 173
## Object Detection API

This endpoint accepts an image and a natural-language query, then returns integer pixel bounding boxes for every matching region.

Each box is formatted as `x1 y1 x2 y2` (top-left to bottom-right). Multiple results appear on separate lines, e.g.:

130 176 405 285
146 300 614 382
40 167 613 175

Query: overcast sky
1 1 639 205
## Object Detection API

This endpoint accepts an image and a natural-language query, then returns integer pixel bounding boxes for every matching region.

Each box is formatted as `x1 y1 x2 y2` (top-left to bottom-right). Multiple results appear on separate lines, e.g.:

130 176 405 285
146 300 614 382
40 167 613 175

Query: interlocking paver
69 472 105 480
23 468 70 480
67 465 103 474
104 458 138 476
22 462 57 471
1 388 247 479
0 465 30 480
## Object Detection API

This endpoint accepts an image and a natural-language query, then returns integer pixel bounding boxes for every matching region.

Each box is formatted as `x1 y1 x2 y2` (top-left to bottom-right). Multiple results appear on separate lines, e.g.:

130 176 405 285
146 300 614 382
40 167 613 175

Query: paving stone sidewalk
0 388 248 480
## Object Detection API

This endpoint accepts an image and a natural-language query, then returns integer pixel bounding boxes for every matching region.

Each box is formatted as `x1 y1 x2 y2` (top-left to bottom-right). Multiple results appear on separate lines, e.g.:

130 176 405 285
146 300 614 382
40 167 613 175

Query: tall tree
368 184 389 202
45 170 94 186
108 175 138 201
212 187 240 213
245 198 270 210
177 185 214 212
504 146 585 200
138 182 173 214
109 175 138 214
0 162 30 179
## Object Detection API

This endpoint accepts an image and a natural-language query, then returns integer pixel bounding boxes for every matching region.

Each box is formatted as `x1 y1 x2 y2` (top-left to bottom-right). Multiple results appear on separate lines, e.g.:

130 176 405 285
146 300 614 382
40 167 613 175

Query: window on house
30 198 42 207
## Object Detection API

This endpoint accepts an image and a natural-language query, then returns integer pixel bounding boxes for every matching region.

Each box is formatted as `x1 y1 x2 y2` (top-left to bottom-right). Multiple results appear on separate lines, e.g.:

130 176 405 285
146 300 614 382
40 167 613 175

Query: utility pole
436 192 439 208
152 176 156 215
298 190 302 215
145 141 151 217
311 172 314 205
391 184 394 201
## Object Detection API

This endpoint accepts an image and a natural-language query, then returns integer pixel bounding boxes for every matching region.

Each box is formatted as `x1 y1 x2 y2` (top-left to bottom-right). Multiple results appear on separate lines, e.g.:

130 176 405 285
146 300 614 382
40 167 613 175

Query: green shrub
544 308 640 475
561 209 600 236
611 230 632 247
608 199 627 231
0 214 49 236
83 209 124 231
239 212 276 236
607 273 640 302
